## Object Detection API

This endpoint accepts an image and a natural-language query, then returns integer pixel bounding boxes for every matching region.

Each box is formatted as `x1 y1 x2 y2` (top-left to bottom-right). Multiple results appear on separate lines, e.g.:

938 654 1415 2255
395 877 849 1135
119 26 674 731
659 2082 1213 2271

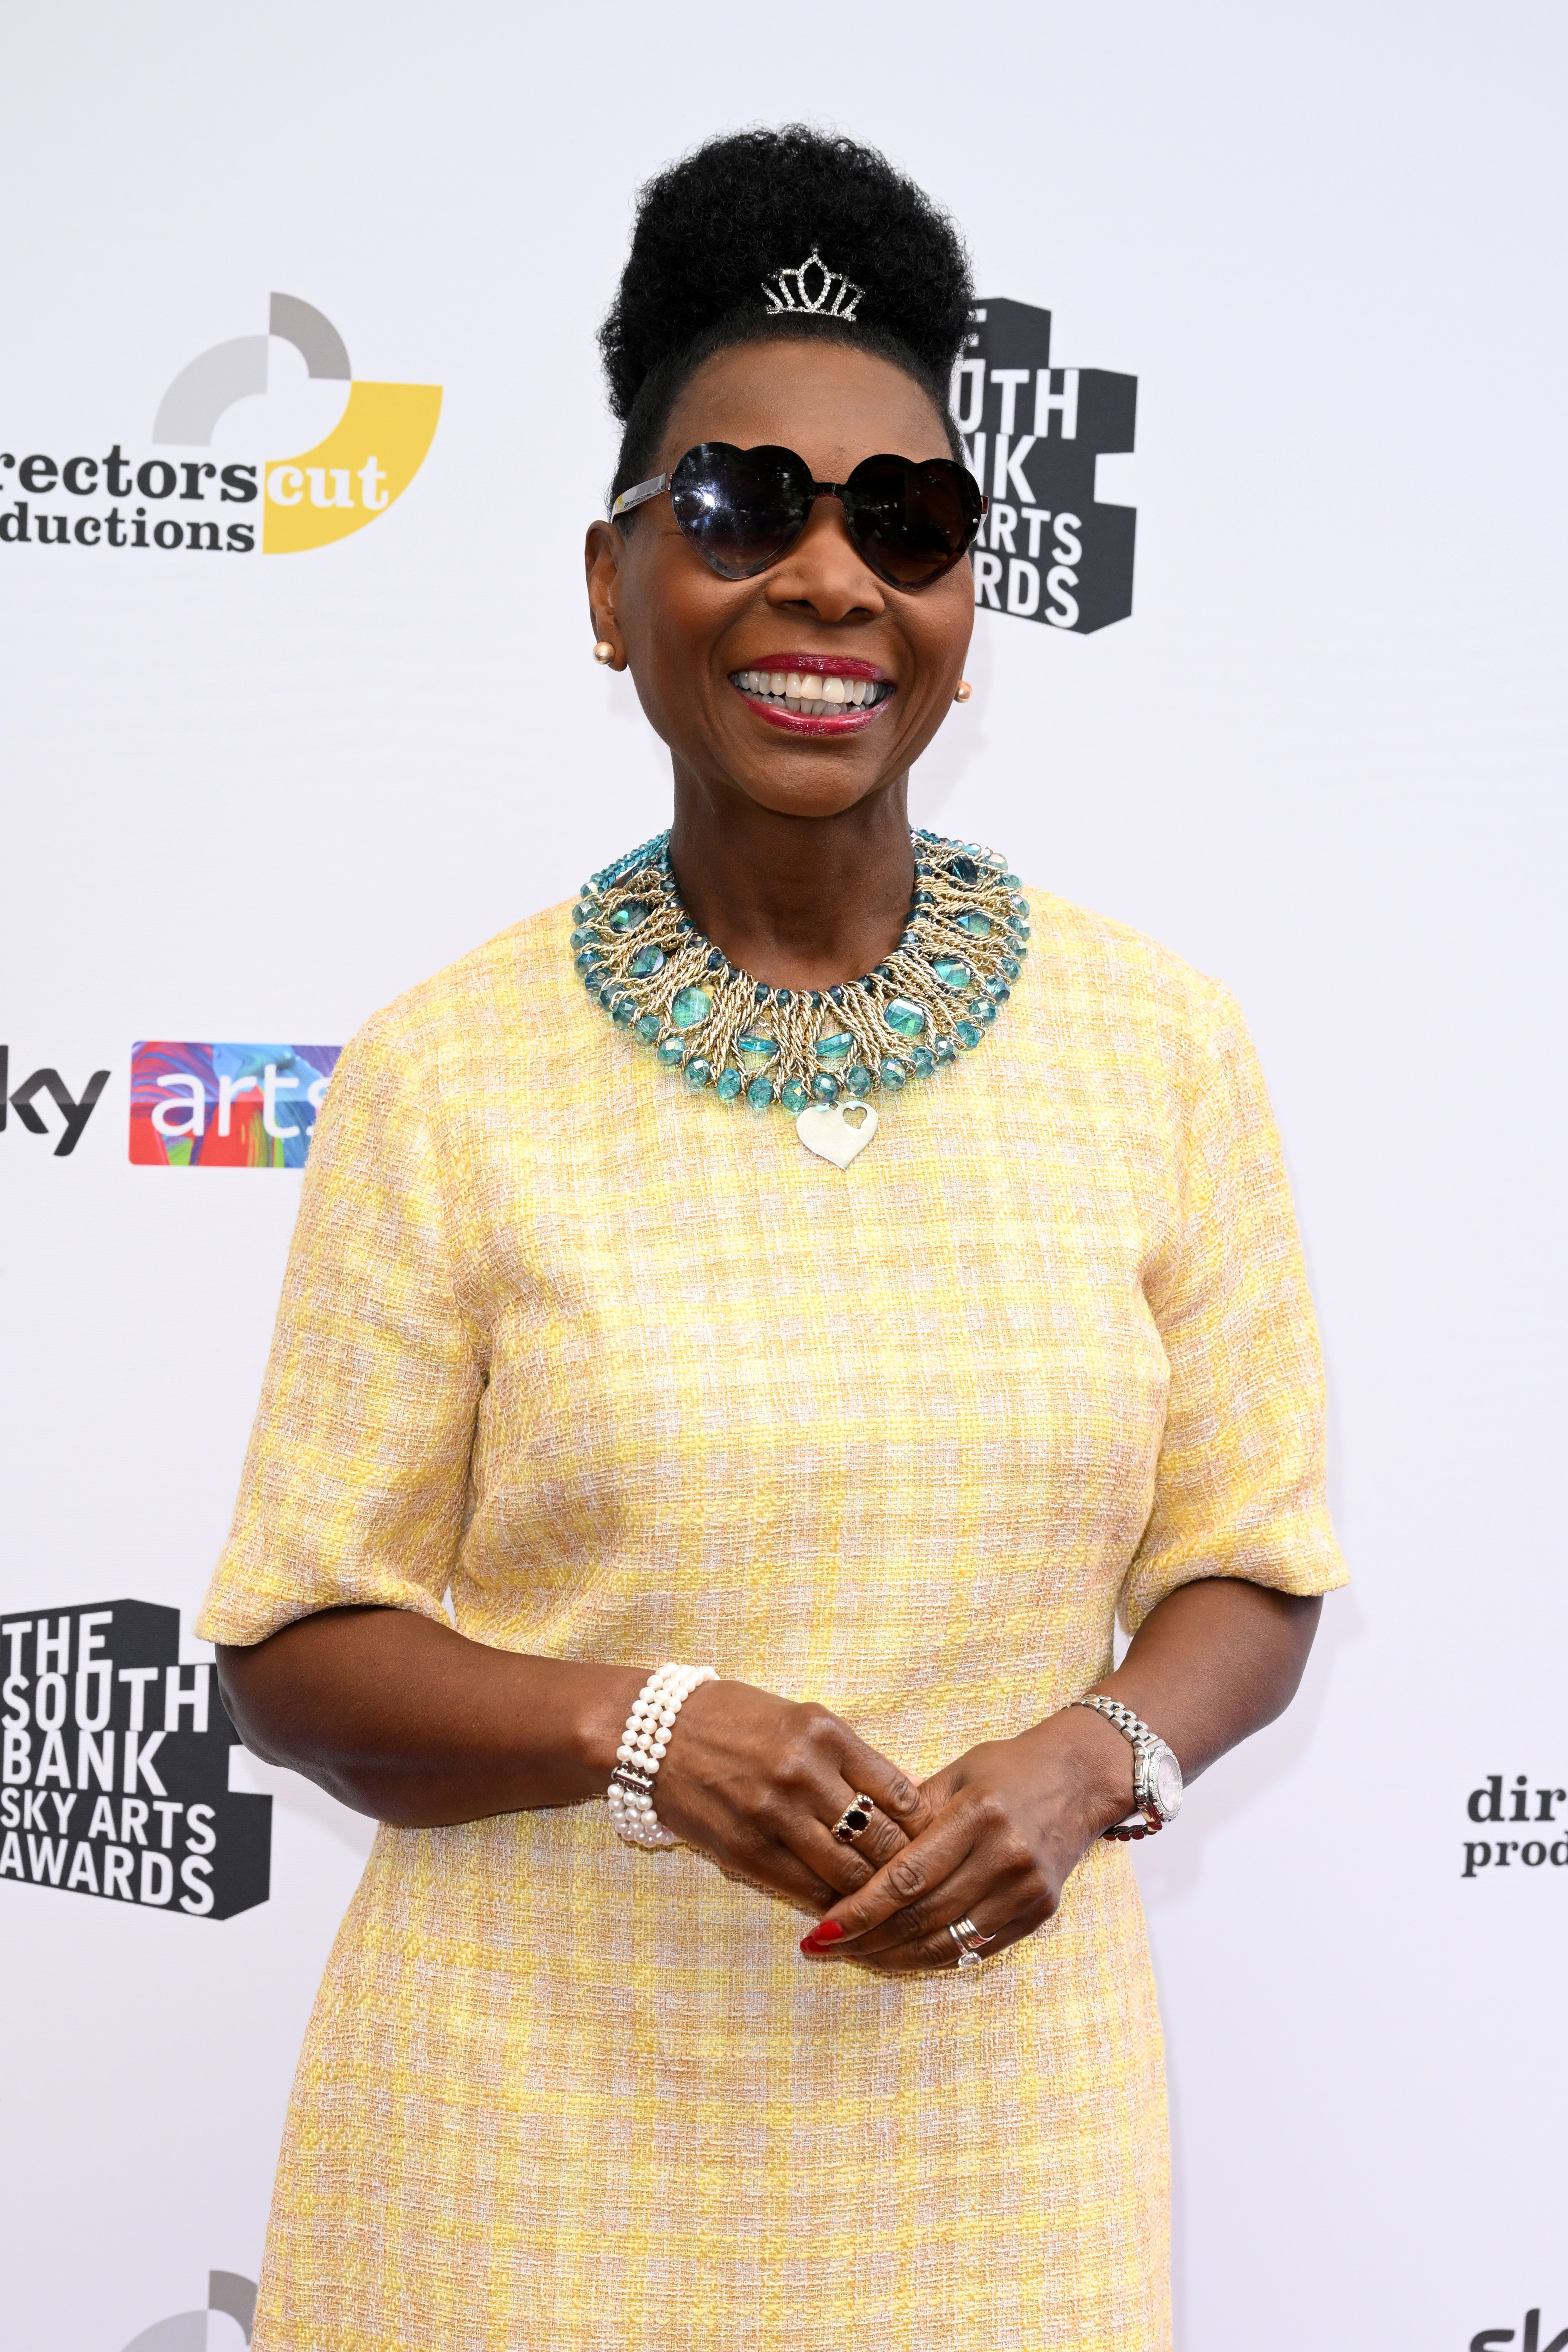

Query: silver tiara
761 248 864 322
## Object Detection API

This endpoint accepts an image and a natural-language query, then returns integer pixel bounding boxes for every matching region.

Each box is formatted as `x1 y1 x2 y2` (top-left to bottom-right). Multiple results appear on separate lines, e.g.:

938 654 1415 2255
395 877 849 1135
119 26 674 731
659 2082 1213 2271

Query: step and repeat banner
2 6 1563 2348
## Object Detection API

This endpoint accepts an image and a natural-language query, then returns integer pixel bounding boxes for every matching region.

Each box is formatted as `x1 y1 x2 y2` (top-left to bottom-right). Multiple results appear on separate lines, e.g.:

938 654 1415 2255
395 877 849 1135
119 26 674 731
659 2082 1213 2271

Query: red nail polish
800 1919 846 1954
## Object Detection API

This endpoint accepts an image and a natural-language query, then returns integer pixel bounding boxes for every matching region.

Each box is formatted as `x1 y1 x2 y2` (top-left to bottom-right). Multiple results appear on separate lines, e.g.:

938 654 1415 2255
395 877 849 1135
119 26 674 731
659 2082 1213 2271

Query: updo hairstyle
600 125 975 512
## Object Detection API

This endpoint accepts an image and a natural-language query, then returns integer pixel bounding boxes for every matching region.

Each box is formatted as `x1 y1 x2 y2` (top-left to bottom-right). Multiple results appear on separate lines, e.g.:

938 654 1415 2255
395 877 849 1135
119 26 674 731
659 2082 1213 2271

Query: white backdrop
3 5 1565 2346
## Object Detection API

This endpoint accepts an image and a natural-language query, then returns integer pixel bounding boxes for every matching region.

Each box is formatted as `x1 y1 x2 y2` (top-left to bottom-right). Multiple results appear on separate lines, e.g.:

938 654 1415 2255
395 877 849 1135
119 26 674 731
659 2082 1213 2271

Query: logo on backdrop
0 1046 110 1157
0 1601 270 1917
1462 1774 1568 1877
0 291 440 558
120 2269 257 2352
958 299 1136 633
130 1041 341 1168
1470 2313 1568 2352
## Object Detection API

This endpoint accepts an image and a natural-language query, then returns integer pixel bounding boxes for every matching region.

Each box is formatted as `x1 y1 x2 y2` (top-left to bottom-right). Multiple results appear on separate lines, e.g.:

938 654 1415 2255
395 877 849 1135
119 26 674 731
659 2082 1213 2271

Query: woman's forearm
1101 1576 1322 1776
216 1608 646 1826
217 1577 1321 1840
218 1608 933 1921
1018 1576 1324 1827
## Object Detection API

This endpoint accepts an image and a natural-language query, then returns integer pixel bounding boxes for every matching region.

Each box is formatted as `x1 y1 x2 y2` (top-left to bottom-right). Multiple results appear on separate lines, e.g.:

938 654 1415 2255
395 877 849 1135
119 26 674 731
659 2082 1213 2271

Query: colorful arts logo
0 293 440 558
130 1042 340 1168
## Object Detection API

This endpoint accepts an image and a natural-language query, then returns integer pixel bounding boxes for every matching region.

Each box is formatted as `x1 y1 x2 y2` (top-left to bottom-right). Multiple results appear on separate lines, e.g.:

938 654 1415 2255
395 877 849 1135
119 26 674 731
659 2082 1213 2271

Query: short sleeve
1118 984 1348 1634
194 1024 484 1647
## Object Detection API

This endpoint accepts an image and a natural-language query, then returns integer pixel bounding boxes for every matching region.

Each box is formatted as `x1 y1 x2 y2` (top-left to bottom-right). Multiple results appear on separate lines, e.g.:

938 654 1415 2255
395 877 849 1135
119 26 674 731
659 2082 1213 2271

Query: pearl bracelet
606 1661 717 1849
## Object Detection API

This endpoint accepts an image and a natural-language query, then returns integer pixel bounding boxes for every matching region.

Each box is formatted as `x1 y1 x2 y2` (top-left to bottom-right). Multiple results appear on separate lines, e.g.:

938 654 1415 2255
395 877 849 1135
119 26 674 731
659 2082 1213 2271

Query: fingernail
799 1919 846 1954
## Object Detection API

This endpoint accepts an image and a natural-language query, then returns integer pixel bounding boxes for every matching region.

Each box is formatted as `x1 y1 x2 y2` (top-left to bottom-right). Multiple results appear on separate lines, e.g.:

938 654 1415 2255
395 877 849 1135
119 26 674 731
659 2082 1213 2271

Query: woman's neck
666 772 916 991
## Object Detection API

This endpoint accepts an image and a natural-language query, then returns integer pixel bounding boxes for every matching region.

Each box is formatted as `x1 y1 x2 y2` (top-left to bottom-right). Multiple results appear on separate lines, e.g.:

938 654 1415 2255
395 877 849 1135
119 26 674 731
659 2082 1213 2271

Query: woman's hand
654 1678 934 1913
797 1706 1134 1972
797 1581 1327 1972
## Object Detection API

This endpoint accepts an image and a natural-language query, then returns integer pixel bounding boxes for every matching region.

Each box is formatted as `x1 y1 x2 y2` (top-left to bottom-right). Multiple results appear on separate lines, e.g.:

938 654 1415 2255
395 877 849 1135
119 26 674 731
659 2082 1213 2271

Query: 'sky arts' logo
958 299 1136 632
130 1041 341 1168
0 291 440 558
0 1045 109 1157
1471 2311 1568 2352
0 1601 270 1919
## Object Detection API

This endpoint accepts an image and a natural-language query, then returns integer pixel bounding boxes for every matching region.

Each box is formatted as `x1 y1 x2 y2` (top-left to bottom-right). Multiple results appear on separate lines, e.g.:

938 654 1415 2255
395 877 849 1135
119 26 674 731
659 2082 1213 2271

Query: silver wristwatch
1072 1696 1184 1841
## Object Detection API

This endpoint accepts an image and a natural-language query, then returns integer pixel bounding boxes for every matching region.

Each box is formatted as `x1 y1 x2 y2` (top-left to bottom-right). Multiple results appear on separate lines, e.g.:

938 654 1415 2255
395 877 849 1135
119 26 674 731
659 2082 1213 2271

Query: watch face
1153 1750 1183 1821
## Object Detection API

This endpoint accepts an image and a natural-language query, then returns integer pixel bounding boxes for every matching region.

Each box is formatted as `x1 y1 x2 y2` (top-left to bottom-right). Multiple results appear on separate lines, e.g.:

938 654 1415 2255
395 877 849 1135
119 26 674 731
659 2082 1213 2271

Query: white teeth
734 669 884 711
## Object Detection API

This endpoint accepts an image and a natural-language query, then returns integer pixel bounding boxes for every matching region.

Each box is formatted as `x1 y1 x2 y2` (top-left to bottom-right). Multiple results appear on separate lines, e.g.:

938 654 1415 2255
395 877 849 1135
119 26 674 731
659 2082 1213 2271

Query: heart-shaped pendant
795 1099 879 1169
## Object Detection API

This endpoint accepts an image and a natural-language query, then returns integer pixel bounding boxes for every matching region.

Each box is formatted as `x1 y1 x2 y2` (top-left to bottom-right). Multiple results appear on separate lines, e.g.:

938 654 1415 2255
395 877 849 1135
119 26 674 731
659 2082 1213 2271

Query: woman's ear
584 520 627 670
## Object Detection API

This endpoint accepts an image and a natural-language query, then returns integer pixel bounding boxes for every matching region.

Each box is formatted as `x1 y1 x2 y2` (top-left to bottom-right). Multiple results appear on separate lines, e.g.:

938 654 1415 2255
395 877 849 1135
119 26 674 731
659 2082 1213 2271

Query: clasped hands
650 1677 1137 1974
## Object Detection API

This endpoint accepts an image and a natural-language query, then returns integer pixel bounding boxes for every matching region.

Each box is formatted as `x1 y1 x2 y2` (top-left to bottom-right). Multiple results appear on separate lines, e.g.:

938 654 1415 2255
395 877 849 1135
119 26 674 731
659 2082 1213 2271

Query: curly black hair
600 125 974 510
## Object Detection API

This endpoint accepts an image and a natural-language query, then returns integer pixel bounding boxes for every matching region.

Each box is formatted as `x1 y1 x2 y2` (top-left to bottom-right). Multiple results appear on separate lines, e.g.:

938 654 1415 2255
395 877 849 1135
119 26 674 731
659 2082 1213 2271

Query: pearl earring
593 641 616 666
953 680 974 704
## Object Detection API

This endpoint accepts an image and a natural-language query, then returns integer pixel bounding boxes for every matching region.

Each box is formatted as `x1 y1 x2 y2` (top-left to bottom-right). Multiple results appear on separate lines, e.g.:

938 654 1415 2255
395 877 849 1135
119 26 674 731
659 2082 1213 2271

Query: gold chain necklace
569 828 1030 1162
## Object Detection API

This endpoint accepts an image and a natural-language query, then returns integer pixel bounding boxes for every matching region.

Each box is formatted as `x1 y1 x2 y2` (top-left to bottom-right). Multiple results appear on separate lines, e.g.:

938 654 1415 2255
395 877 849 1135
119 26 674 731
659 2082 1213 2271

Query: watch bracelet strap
1072 1693 1160 1749
1072 1694 1166 1838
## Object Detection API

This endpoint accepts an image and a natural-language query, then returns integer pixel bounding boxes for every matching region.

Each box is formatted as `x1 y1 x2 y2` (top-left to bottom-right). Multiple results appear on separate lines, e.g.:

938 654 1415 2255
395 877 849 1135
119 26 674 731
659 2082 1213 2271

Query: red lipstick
744 651 889 680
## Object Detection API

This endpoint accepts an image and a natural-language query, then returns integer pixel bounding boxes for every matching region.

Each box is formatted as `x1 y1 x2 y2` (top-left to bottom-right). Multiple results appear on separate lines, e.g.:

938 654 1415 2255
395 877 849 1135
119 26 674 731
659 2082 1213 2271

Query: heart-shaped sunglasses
611 441 988 589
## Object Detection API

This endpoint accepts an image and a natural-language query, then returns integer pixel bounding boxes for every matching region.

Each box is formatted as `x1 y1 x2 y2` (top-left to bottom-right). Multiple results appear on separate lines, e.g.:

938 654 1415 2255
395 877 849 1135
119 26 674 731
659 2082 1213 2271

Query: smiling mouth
731 666 893 714
728 650 894 739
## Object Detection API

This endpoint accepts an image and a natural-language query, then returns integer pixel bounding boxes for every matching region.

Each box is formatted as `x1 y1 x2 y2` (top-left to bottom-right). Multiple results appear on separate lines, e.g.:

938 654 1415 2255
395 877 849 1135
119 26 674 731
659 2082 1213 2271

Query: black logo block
960 299 1136 634
0 1599 270 1918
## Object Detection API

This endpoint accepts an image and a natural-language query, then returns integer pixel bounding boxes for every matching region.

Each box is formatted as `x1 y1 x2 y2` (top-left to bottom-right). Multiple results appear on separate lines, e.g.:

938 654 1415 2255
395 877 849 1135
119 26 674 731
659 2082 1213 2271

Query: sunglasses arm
609 474 670 519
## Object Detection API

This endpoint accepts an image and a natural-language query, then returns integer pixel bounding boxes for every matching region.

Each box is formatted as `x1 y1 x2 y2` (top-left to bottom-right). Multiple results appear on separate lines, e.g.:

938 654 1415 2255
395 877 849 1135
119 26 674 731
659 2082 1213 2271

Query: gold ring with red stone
832 1795 876 1844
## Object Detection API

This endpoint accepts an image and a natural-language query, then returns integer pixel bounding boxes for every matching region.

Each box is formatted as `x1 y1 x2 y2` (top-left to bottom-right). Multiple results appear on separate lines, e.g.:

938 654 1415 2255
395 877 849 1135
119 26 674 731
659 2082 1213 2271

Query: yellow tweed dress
197 885 1345 2352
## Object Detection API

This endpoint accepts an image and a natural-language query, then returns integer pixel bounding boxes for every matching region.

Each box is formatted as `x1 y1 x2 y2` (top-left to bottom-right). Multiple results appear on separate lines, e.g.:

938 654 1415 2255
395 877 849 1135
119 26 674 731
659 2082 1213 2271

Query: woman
204 126 1346 2351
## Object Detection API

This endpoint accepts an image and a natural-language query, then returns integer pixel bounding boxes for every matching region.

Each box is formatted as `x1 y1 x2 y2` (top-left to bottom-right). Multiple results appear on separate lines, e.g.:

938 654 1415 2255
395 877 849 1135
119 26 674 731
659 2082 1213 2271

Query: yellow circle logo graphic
152 291 441 553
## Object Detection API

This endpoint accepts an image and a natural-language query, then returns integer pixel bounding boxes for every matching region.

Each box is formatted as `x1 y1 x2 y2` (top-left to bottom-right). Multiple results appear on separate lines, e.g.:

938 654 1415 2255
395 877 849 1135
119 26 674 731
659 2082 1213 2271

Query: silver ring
949 1920 987 1974
832 1795 876 1845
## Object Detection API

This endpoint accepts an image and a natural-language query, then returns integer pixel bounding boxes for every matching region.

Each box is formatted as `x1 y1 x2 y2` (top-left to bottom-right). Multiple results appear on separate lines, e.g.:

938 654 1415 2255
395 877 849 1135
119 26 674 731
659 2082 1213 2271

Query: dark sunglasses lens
669 443 811 579
844 456 983 587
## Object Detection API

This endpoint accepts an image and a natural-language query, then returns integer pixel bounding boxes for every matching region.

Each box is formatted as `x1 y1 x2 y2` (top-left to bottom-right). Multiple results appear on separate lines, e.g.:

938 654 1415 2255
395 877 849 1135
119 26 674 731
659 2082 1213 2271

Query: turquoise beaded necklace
570 829 1030 1143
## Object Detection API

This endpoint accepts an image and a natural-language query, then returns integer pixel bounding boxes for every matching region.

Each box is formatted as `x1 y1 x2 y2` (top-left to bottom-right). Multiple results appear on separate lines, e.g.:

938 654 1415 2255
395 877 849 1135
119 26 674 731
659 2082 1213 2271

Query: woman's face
585 339 976 822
